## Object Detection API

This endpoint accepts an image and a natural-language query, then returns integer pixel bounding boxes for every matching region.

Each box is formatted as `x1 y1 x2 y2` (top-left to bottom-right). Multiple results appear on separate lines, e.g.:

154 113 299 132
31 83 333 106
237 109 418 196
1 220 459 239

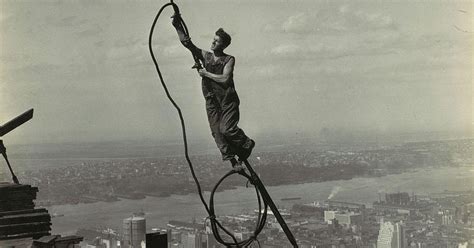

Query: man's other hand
198 68 208 78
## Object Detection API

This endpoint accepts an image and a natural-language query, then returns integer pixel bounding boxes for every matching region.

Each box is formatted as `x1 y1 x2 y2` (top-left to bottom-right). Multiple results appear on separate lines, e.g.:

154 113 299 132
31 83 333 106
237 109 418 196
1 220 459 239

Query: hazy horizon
4 128 472 147
5 129 472 161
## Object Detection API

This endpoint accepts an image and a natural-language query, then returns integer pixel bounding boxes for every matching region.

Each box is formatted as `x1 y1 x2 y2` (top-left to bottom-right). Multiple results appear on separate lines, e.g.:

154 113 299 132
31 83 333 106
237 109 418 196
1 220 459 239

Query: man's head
211 28 231 51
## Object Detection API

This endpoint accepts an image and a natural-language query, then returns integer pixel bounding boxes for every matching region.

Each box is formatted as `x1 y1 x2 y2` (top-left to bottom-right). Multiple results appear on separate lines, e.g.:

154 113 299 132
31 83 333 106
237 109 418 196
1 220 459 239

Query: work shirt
201 51 240 107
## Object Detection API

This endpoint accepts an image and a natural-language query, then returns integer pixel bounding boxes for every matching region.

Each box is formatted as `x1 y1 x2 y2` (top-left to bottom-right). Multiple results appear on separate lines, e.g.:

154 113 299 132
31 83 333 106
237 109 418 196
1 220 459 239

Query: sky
0 0 472 145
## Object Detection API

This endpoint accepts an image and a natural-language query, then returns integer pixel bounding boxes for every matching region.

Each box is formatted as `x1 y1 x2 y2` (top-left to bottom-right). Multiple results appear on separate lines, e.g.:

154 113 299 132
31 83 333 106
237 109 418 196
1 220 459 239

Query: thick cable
209 170 267 247
148 0 210 212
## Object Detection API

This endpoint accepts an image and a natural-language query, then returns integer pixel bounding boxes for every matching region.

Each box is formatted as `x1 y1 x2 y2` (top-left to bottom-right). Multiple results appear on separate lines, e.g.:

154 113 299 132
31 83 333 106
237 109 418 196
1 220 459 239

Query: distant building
146 231 167 248
373 192 432 215
233 231 252 242
293 203 326 218
98 228 121 248
205 233 219 248
123 216 146 248
324 211 363 227
326 200 366 211
376 221 405 248
182 232 202 248
385 193 411 206
100 237 120 248
167 220 202 231
435 206 457 226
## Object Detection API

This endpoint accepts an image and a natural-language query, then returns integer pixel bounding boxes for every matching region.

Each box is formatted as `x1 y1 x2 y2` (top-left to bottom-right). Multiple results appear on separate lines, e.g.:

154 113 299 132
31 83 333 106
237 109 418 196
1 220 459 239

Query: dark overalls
201 52 253 161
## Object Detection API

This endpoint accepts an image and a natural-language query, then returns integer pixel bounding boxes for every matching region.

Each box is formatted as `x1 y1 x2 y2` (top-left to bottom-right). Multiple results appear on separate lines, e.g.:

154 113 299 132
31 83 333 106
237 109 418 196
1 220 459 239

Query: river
48 166 473 235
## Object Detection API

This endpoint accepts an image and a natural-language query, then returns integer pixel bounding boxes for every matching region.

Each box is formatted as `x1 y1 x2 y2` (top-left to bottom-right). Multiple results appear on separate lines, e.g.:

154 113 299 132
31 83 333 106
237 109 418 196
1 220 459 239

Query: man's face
211 35 224 51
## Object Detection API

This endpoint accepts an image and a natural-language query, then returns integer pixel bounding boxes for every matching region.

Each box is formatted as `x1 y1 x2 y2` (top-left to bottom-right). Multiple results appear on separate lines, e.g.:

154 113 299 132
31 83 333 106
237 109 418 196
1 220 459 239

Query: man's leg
219 101 255 161
205 98 236 161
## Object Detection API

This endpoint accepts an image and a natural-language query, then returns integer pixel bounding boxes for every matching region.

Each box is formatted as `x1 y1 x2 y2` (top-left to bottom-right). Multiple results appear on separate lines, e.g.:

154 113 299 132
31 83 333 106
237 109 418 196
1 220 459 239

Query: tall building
377 221 405 248
205 233 219 248
146 231 167 248
123 216 146 248
182 232 202 248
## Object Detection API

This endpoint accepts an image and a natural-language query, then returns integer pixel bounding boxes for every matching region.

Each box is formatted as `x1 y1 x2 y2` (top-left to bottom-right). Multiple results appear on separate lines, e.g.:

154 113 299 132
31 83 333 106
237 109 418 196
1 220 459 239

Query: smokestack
328 186 341 200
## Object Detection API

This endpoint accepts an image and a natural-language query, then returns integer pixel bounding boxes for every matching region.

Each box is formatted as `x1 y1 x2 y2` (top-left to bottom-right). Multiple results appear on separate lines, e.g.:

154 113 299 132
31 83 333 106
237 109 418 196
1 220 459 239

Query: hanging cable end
171 0 180 15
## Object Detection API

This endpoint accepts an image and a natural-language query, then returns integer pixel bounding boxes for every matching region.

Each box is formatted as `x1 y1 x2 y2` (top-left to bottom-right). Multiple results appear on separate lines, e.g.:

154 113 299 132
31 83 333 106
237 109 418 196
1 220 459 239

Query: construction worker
172 16 255 167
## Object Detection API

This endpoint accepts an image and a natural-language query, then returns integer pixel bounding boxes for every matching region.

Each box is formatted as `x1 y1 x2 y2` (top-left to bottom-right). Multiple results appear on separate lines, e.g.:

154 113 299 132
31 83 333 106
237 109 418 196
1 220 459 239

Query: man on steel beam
172 16 255 168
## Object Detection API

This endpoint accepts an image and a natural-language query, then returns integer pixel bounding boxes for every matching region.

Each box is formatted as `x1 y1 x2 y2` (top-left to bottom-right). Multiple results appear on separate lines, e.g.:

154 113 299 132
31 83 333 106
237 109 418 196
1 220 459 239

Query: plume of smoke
328 186 342 200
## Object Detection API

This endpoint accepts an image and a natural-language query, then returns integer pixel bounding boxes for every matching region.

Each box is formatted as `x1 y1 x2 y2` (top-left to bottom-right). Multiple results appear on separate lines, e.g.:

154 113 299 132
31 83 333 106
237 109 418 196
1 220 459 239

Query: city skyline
1 127 472 247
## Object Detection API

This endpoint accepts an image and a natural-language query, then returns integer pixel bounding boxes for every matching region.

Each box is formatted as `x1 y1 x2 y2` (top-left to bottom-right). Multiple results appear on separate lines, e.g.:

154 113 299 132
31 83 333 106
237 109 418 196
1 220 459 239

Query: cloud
281 13 309 33
267 4 397 35
114 37 142 48
268 35 398 61
162 44 188 58
271 40 358 58
76 24 104 37
45 15 88 28
105 40 188 68
270 44 301 56
264 4 402 62
252 61 353 80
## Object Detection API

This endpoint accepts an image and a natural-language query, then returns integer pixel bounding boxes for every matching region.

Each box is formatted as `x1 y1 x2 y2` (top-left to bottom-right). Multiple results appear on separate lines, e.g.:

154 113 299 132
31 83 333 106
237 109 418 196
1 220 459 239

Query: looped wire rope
148 2 268 247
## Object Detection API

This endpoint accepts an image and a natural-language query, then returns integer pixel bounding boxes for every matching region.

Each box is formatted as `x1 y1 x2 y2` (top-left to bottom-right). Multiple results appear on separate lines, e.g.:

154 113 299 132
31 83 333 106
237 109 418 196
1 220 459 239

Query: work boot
238 139 255 161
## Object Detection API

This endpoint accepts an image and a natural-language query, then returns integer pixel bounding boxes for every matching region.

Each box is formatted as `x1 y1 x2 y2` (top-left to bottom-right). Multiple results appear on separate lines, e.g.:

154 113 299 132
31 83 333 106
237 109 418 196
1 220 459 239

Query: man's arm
172 17 206 60
199 57 235 84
